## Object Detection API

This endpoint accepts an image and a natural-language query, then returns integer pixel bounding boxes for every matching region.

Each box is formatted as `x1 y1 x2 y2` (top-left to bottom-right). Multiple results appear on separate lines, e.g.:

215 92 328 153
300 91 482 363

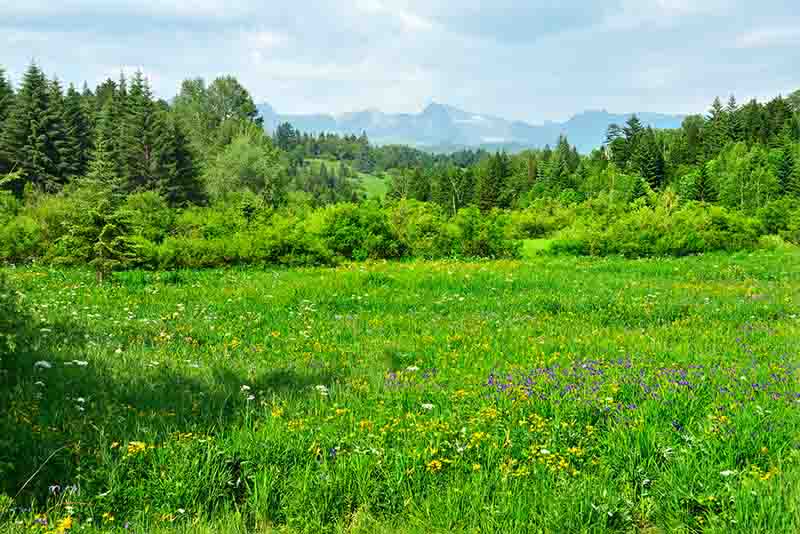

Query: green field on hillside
3 250 800 533
304 158 390 199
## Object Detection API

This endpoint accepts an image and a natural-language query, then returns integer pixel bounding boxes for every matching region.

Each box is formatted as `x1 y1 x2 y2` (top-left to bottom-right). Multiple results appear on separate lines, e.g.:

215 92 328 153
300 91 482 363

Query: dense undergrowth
2 185 800 271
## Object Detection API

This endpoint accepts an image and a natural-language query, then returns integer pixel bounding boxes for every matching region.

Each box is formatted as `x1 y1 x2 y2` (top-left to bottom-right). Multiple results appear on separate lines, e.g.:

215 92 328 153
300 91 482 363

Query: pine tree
0 68 14 175
0 68 13 125
726 95 742 142
63 84 92 176
44 77 73 184
121 71 158 191
154 111 205 206
86 100 124 194
0 63 58 192
693 163 718 202
705 97 728 158
408 167 430 201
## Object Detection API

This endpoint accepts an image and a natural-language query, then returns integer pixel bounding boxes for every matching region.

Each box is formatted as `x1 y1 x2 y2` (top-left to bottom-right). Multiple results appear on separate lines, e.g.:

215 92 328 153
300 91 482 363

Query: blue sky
2 0 799 123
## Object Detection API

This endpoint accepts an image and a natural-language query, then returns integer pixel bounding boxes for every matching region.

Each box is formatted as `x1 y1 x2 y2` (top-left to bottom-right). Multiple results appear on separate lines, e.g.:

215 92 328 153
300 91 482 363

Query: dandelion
126 441 147 456
427 459 443 473
34 360 53 369
271 407 284 418
55 517 73 533
472 463 481 471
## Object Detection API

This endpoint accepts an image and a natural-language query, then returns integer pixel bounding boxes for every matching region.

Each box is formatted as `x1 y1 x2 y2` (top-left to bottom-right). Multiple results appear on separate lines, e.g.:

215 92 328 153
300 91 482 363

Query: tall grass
2 249 800 532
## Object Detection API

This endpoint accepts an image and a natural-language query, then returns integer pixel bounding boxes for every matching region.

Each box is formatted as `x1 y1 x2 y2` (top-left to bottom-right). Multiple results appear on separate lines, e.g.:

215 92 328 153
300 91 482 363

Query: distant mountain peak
257 101 686 153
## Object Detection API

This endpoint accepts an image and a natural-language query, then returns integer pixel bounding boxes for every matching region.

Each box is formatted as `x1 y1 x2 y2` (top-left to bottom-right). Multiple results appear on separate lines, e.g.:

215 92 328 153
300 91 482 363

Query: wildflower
49 484 61 495
34 515 48 526
271 407 284 418
240 385 251 392
472 463 481 471
34 361 53 369
73 360 89 367
540 449 551 455
126 441 147 456
246 395 255 402
102 512 115 523
55 517 73 533
35 381 45 387
115 348 123 354
406 365 420 372
421 403 434 411
427 459 443 473
315 385 330 396
720 470 736 477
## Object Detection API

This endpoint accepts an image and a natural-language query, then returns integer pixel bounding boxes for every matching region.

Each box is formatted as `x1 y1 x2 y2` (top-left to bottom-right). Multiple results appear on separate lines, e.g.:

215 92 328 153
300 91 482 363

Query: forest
1 63 800 270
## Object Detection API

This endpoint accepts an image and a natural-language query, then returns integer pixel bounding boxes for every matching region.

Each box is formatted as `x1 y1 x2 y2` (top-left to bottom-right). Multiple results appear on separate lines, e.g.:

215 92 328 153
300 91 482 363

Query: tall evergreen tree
154 110 205 206
693 163 718 202
777 141 795 194
121 71 158 192
0 63 59 192
0 68 13 125
0 68 15 175
63 84 92 176
86 100 124 194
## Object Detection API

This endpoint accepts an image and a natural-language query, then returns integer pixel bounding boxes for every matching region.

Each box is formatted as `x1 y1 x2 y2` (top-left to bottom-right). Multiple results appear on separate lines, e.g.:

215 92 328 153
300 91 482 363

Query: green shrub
552 200 764 257
322 202 405 261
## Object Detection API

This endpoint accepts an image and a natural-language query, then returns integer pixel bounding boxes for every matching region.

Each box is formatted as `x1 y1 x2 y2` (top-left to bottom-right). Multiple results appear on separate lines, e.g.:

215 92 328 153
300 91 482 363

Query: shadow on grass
0 276 339 504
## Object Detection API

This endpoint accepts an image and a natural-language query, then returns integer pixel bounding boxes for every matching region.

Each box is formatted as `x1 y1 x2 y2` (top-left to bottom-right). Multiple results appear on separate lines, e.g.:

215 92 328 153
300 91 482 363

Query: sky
2 0 799 123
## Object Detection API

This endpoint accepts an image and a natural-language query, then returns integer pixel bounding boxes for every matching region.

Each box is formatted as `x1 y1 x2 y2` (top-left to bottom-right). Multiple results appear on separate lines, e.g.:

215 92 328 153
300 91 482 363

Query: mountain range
257 102 687 154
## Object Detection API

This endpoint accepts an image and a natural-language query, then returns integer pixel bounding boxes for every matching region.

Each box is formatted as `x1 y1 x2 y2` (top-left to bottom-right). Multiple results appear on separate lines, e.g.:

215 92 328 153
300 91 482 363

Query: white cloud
735 26 800 48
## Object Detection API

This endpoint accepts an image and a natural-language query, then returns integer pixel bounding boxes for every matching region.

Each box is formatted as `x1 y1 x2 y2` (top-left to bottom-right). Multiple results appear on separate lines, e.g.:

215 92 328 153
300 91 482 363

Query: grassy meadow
2 249 800 533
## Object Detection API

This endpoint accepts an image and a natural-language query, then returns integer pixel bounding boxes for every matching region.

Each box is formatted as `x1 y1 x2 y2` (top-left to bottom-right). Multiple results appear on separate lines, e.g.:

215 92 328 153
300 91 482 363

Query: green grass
521 239 554 258
2 249 800 533
304 158 389 199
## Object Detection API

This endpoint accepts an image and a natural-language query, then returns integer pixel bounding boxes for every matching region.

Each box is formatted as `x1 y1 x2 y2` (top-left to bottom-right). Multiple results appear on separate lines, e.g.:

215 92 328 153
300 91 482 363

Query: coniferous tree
0 68 13 126
86 100 124 195
0 68 15 175
121 71 158 192
155 110 205 206
0 64 60 192
692 163 718 202
63 84 92 176
44 77 77 184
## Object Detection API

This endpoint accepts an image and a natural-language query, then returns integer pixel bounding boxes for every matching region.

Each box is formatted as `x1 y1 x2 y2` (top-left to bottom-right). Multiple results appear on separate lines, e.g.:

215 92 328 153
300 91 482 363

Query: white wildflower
540 449 551 455
421 403 434 411
315 385 330 396
76 397 86 404
240 385 251 392
720 470 736 477
34 361 52 369
406 365 420 372
246 395 255 402
34 381 45 387
114 348 123 355
73 360 89 367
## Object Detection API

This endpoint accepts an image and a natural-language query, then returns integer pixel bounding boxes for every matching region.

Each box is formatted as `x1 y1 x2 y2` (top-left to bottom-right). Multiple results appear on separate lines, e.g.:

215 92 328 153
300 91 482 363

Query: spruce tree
0 68 13 125
777 144 795 195
693 163 718 203
0 68 14 174
0 64 64 192
155 113 205 206
86 100 124 195
63 84 92 176
121 71 158 192
44 77 73 184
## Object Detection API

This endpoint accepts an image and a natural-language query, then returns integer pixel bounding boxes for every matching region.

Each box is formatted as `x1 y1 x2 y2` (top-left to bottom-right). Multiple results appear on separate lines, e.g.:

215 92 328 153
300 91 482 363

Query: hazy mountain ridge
258 102 686 153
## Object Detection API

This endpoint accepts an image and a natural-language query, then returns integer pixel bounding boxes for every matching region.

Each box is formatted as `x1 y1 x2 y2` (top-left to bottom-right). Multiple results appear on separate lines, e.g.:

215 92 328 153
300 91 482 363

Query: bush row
0 185 521 270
